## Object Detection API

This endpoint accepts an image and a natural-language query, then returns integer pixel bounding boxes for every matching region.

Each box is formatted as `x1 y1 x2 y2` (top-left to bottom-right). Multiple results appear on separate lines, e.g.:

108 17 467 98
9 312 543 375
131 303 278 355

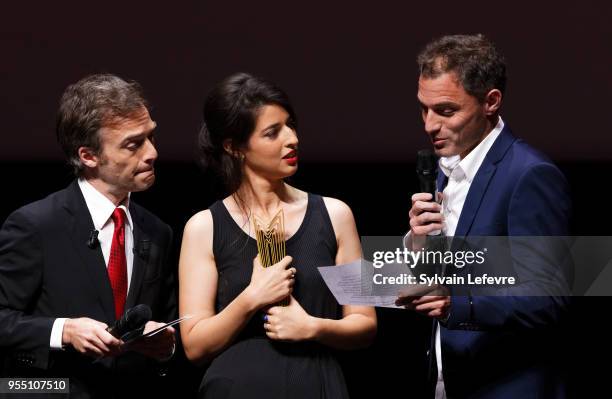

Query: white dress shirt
433 117 504 398
50 179 134 349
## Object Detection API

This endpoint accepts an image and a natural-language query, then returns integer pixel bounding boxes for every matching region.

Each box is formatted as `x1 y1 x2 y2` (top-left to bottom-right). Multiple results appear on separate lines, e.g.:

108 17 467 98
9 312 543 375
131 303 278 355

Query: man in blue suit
398 35 572 398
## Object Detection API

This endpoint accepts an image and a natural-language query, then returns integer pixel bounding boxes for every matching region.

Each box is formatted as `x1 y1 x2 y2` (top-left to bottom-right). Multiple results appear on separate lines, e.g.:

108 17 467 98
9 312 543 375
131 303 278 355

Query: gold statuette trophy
253 209 289 306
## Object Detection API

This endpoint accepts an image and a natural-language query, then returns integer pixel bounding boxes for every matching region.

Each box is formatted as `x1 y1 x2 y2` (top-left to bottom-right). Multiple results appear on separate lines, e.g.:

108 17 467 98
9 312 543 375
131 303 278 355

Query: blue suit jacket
438 126 572 398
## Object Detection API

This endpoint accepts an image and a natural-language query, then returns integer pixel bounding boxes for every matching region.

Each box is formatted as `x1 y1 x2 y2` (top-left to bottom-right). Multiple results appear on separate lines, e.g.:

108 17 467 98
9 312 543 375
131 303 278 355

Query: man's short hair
417 34 506 102
56 74 148 175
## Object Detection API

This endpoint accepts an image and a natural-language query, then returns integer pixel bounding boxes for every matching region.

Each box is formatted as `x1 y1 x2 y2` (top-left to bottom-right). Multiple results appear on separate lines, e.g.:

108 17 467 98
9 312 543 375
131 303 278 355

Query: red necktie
108 208 128 320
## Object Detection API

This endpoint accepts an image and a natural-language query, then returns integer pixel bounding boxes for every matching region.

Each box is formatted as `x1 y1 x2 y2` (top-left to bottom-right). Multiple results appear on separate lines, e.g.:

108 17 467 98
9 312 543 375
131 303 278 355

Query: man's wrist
438 312 450 326
158 342 176 363
438 287 452 326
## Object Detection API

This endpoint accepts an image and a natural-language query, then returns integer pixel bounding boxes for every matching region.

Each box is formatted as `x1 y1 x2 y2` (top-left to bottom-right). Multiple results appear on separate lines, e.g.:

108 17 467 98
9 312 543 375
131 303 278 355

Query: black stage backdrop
1 161 610 398
2 1 611 164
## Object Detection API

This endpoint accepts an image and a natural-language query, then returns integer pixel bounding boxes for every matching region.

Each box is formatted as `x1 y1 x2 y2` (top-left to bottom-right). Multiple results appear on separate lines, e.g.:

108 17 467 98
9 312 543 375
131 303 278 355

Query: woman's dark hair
198 72 297 196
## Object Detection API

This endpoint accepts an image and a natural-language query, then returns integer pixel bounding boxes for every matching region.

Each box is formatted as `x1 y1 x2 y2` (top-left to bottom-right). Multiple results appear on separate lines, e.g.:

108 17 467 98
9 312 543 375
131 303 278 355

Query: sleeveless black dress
199 193 349 399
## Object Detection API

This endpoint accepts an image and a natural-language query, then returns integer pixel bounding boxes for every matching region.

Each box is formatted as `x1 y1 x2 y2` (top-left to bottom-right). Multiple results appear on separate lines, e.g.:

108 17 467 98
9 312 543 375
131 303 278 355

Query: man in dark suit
0 74 177 398
398 35 572 398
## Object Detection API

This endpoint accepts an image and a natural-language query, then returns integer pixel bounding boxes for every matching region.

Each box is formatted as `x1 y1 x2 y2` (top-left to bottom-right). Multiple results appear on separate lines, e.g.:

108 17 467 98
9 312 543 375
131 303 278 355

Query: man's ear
484 89 502 116
78 146 99 169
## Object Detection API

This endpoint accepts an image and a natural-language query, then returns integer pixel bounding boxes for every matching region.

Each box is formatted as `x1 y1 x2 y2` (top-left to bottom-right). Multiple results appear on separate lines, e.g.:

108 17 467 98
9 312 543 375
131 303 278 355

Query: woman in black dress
179 73 377 399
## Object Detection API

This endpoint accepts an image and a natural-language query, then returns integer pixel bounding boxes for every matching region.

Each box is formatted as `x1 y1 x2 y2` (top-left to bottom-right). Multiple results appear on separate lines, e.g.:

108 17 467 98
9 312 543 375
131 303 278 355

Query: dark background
2 0 611 397
2 1 611 163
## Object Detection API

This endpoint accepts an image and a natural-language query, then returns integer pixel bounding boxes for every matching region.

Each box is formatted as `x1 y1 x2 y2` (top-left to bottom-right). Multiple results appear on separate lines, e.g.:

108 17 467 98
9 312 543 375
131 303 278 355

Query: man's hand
124 321 176 361
396 285 451 320
408 192 443 249
62 317 123 358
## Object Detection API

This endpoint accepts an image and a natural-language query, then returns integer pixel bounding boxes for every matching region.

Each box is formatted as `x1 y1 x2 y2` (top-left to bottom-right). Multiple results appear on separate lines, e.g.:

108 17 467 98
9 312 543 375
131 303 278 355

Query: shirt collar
77 178 133 231
439 117 505 183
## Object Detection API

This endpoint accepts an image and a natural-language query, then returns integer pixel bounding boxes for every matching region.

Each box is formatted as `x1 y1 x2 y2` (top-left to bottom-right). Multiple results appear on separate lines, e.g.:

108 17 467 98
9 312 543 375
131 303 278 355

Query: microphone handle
418 176 438 203
106 324 120 338
418 176 441 236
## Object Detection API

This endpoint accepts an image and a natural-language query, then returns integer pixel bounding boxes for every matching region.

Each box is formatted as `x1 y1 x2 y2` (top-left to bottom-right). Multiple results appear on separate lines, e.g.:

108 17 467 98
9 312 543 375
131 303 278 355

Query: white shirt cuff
50 318 67 350
403 231 412 250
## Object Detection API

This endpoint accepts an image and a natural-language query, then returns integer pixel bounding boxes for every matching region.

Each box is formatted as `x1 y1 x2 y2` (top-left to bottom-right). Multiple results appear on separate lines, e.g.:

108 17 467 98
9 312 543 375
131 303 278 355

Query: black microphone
416 149 438 201
87 230 99 249
106 304 152 338
416 149 441 236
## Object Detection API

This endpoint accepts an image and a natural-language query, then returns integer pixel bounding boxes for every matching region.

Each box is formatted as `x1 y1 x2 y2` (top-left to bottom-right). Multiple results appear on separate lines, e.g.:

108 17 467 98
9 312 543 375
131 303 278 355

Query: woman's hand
245 255 296 310
264 296 316 342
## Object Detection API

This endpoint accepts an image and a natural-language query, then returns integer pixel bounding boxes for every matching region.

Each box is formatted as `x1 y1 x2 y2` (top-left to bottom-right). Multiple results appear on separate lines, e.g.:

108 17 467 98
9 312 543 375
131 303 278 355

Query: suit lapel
126 204 148 309
62 181 116 322
454 163 497 236
437 171 448 193
455 127 516 237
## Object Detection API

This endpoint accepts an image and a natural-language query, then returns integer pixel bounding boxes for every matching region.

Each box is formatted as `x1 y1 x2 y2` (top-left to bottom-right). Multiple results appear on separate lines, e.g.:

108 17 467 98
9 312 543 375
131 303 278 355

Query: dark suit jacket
0 180 177 398
438 126 572 399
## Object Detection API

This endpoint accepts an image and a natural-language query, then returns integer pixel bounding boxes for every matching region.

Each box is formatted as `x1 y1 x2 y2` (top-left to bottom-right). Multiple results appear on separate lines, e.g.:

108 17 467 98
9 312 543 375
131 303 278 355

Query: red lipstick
283 150 298 166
